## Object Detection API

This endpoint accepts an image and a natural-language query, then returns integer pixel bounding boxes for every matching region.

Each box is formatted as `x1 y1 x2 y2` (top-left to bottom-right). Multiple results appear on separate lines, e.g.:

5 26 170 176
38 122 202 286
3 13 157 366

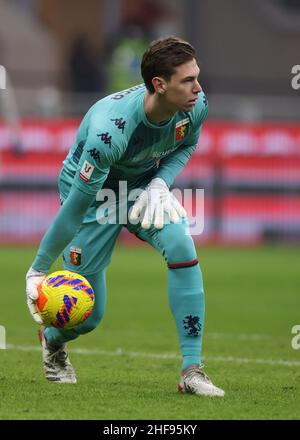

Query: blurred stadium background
1 0 300 421
0 0 300 246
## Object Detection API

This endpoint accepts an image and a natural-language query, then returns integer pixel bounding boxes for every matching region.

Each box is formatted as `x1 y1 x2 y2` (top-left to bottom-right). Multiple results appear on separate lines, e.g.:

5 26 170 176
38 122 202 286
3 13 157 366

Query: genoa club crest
70 247 82 266
175 118 189 142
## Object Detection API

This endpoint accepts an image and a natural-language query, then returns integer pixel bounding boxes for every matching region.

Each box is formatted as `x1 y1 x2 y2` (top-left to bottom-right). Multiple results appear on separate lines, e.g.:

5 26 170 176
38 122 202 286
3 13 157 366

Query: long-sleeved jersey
32 84 208 273
59 84 208 199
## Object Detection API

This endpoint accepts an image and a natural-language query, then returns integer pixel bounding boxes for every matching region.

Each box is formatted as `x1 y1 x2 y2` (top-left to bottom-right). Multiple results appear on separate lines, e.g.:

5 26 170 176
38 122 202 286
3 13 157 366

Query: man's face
163 59 202 112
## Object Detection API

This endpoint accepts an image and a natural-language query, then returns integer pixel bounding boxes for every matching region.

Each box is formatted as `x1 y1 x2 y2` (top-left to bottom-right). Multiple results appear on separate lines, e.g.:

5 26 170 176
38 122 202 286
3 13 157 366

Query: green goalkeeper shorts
62 192 193 275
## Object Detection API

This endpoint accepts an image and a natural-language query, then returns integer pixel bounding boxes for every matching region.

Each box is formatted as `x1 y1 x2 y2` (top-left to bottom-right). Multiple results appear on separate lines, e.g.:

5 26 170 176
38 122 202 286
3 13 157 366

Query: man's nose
194 81 202 93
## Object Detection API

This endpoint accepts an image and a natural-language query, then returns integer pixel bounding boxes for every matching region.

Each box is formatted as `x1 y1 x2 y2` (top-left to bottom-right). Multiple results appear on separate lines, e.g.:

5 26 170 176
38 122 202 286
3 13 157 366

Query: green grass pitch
0 244 299 420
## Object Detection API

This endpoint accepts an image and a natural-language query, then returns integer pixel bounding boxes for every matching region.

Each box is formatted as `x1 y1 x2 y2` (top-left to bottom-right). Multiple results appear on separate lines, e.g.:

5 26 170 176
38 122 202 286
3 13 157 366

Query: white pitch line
124 331 279 342
206 332 273 341
6 344 300 367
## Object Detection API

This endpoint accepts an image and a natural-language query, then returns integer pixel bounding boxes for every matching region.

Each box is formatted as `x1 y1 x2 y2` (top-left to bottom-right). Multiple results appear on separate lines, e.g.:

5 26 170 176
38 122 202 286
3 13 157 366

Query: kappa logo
97 132 112 148
111 118 126 133
79 160 94 182
87 148 101 161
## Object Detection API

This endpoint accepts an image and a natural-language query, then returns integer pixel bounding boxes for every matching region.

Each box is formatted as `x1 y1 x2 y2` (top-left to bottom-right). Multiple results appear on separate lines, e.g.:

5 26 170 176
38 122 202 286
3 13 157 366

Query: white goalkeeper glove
26 267 46 324
129 177 187 229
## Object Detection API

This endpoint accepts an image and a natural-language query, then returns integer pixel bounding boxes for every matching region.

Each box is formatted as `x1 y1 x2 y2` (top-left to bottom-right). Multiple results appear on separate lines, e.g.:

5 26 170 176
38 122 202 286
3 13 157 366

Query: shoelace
55 349 69 365
48 345 68 364
184 367 211 384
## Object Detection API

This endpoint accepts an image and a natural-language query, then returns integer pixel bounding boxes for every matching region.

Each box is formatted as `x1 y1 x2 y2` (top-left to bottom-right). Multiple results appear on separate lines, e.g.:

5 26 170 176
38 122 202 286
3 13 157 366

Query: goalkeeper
26 36 224 397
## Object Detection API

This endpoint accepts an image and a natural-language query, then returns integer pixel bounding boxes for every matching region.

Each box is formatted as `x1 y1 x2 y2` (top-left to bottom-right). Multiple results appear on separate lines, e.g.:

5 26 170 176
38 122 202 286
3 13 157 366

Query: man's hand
26 267 46 324
129 177 187 229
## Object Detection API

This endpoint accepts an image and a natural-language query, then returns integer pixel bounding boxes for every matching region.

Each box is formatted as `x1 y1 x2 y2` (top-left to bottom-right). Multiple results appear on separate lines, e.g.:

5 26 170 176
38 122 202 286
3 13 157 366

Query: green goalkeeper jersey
59 84 208 198
32 84 208 273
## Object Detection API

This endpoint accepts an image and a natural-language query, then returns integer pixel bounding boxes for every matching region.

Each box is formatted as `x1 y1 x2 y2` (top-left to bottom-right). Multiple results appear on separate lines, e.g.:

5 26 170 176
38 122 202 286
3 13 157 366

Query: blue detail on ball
63 295 73 312
67 278 84 286
56 311 65 325
62 308 69 322
48 275 65 286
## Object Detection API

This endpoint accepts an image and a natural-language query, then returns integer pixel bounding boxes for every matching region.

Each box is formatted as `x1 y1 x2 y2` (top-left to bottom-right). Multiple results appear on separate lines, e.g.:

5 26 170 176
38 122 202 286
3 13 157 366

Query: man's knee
75 310 103 335
157 224 197 266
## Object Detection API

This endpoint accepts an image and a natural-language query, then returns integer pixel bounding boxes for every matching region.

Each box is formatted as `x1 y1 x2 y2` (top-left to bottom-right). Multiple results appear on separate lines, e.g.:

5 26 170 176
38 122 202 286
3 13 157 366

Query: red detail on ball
82 308 93 322
36 283 48 311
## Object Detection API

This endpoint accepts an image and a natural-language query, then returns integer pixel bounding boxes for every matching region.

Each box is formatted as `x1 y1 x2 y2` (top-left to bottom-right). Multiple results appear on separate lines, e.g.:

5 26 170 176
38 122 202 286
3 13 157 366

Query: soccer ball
36 270 95 329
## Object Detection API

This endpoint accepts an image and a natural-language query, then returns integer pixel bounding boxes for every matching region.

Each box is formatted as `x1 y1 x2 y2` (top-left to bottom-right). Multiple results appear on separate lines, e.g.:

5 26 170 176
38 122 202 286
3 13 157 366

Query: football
36 270 95 329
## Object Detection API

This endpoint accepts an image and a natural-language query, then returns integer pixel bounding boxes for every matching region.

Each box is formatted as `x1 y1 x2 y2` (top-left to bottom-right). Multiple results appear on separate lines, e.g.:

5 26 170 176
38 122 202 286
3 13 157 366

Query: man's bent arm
32 186 94 273
155 141 198 188
156 102 208 187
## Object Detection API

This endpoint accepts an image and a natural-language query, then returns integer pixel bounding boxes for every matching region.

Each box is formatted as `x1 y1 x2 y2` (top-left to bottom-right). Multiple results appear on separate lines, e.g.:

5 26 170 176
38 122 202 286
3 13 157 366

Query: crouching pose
26 36 224 397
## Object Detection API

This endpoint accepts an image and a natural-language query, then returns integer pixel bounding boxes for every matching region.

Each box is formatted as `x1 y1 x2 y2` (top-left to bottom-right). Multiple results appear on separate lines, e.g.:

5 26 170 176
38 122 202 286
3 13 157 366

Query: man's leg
129 218 224 396
39 270 107 383
44 270 107 346
43 206 122 347
133 219 204 369
39 203 122 382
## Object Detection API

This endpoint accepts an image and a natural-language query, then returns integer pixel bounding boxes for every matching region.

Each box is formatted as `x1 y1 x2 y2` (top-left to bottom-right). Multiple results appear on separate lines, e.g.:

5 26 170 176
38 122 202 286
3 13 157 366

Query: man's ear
152 77 167 94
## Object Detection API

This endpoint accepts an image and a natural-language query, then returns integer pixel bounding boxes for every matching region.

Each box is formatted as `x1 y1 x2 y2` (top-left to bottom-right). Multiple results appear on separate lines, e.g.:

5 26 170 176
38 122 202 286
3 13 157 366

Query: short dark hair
141 36 196 94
